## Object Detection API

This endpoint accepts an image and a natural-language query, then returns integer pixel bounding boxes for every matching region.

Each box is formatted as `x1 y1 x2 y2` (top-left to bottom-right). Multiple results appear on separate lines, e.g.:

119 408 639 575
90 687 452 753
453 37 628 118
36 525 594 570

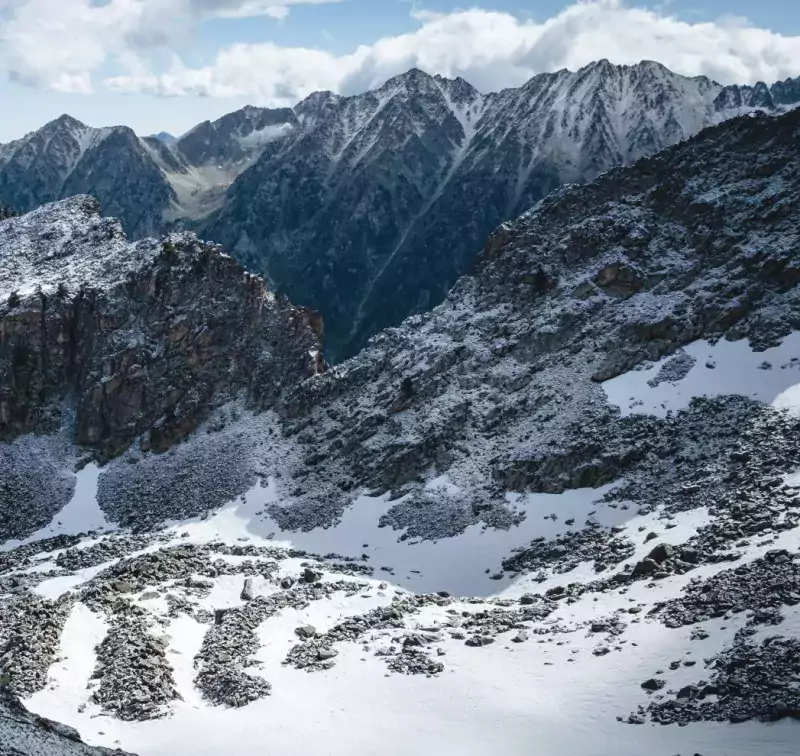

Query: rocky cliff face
0 196 322 458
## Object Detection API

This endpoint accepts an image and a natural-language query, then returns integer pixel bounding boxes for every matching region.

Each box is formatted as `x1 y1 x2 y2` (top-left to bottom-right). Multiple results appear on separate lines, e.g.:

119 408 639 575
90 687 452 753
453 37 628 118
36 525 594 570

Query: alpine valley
2 63 800 756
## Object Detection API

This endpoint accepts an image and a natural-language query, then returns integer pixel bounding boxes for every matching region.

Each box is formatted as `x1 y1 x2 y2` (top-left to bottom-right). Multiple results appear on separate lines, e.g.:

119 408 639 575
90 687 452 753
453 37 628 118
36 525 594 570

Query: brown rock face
0 197 322 456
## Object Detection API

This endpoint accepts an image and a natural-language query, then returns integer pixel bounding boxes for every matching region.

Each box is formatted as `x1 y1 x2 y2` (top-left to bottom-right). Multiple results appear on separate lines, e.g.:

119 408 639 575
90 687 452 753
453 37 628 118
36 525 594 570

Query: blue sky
2 0 800 141
202 1 800 50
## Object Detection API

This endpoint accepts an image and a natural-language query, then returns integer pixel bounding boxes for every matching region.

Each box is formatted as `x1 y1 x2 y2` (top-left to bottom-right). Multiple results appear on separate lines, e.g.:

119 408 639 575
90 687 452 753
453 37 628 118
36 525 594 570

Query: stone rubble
90 606 181 721
0 595 74 698
638 630 800 725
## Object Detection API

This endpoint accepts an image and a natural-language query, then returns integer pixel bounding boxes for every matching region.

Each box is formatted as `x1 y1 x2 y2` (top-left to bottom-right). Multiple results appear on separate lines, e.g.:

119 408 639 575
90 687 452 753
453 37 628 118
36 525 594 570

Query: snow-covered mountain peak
43 113 89 134
379 66 438 92
174 105 298 169
199 60 800 359
294 90 343 125
0 116 126 186
0 196 155 300
771 74 800 104
149 131 177 145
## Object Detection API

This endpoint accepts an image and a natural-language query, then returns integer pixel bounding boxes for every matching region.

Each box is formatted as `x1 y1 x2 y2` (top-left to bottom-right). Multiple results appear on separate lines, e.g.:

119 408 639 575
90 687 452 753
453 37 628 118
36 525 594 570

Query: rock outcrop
0 685 136 755
0 195 322 456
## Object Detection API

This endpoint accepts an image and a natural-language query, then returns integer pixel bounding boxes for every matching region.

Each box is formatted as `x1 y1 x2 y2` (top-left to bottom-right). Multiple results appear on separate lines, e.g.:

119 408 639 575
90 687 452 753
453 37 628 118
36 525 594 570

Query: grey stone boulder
632 558 659 577
647 543 675 564
465 635 495 647
240 578 257 601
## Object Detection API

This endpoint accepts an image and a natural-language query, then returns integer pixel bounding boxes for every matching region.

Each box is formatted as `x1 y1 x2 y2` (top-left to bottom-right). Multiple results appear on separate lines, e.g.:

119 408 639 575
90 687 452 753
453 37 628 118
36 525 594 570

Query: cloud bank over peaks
2 1 800 102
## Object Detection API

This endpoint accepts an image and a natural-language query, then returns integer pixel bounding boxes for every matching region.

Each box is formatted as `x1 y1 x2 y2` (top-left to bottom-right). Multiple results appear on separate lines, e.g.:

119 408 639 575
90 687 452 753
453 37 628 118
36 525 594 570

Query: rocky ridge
0 196 322 542
0 115 173 240
3 62 800 358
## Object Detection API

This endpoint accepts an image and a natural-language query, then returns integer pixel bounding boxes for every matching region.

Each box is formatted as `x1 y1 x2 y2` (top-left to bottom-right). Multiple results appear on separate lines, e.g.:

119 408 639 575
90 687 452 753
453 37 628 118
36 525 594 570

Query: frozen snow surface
603 331 800 417
10 477 800 756
0 463 113 554
5 418 800 756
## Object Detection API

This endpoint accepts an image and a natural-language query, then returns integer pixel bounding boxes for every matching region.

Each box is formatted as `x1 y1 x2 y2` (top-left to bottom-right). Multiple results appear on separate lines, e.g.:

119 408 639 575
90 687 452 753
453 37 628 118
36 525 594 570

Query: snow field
0 463 113 553
8 330 800 754
12 471 800 756
602 331 800 417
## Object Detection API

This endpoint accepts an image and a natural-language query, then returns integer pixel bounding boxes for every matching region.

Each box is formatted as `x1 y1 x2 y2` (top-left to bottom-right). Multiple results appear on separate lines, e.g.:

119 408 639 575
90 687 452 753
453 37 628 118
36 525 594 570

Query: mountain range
2 70 800 755
2 60 800 359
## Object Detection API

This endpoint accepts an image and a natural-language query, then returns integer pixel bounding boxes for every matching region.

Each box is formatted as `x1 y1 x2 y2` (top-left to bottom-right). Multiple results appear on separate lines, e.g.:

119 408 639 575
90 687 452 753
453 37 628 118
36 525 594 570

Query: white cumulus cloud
2 0 800 99
0 0 346 92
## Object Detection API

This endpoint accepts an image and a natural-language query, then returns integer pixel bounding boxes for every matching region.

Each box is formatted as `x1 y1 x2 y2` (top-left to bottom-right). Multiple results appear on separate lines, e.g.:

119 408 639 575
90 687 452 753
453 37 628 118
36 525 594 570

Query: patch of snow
25 603 107 716
162 163 244 222
424 474 460 494
26 590 800 756
161 478 624 596
237 123 293 149
194 573 278 612
603 331 800 416
19 559 59 575
164 615 208 709
250 589 392 673
33 562 112 600
0 463 114 552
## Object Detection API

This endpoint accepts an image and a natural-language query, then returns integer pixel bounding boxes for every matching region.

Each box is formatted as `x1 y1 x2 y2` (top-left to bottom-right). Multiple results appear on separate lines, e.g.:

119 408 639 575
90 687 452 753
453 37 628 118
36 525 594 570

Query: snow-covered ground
155 478 626 596
10 438 799 756
6 332 800 755
18 510 800 756
602 331 800 417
